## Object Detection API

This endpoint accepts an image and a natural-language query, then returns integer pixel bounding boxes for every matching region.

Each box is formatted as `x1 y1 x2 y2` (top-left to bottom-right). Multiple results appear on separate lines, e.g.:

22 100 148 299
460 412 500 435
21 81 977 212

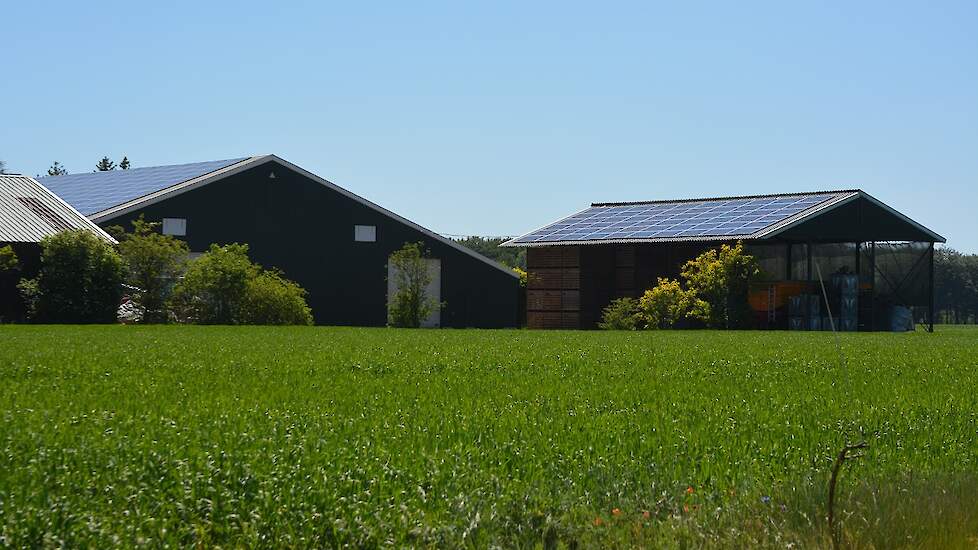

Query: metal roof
40 158 249 216
502 189 943 247
0 174 116 243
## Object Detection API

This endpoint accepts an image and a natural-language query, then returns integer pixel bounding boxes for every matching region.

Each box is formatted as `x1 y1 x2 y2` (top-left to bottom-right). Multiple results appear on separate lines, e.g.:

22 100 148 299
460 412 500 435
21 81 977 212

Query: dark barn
0 174 116 321
503 190 944 331
43 156 519 327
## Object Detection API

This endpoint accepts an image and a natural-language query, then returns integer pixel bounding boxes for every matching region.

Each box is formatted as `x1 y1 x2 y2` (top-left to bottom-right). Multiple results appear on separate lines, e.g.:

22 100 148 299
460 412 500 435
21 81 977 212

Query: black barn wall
101 161 519 327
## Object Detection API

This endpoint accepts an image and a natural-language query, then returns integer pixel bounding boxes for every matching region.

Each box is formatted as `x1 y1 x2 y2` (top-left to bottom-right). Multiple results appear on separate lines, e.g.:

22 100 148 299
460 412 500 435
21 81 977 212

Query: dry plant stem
828 441 869 550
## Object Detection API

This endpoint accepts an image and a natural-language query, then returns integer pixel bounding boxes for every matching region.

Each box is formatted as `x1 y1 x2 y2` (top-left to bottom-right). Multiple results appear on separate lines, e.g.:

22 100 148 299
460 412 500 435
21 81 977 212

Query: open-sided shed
502 190 944 331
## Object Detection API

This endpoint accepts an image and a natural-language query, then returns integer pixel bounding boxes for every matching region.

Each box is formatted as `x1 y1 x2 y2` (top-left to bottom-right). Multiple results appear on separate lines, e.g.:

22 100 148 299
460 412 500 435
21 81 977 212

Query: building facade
43 156 519 327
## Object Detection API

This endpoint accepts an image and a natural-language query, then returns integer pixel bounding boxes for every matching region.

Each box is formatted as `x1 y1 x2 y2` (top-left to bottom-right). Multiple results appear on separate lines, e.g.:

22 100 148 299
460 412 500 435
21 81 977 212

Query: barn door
387 258 441 327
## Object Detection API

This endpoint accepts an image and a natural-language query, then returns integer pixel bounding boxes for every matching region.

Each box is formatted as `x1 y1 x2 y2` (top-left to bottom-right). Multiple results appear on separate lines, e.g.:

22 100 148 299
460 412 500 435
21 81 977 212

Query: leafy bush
513 266 527 288
0 245 18 273
681 242 759 329
598 297 642 330
170 243 312 325
388 242 438 328
639 277 709 329
241 270 313 325
600 242 757 331
20 230 125 323
116 217 189 323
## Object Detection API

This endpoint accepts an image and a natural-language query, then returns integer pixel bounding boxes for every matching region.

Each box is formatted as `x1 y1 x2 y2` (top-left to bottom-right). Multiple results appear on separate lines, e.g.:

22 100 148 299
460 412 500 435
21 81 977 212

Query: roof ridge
591 189 861 207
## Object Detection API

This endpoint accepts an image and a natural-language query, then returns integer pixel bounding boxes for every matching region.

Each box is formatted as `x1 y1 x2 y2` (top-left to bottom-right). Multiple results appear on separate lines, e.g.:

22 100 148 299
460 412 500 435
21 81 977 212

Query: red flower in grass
593 517 603 527
611 508 621 517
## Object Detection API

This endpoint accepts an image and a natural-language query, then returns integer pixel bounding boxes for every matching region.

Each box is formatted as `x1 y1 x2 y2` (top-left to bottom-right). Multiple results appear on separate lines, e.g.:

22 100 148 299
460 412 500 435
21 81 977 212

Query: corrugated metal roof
41 158 249 216
0 175 116 243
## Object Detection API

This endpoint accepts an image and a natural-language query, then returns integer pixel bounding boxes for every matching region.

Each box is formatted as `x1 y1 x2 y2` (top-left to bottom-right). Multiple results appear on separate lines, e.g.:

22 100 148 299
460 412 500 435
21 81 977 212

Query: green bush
116 217 189 323
598 297 642 330
680 242 759 329
0 245 18 273
170 243 312 325
600 241 757 331
241 270 313 325
21 230 125 323
388 242 438 328
638 277 709 329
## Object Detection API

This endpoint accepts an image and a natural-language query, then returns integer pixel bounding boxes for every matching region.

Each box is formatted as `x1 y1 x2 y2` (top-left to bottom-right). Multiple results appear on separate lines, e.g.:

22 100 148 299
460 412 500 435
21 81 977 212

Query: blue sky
2 1 976 250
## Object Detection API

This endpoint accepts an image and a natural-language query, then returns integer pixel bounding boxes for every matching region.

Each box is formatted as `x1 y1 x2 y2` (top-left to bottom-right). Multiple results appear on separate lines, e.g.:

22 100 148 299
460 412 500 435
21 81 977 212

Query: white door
387 258 441 327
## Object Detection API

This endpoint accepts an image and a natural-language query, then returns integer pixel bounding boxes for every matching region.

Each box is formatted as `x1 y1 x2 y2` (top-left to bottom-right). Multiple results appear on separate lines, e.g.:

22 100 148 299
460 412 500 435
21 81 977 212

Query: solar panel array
509 192 850 244
41 158 249 216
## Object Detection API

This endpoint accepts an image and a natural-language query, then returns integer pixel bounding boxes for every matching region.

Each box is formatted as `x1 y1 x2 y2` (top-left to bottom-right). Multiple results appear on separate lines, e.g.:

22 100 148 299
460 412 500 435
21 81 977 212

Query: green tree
20 230 124 323
454 236 526 269
116 217 189 323
681 242 759 329
935 247 978 324
95 156 116 171
388 242 437 328
47 161 68 176
119 156 131 170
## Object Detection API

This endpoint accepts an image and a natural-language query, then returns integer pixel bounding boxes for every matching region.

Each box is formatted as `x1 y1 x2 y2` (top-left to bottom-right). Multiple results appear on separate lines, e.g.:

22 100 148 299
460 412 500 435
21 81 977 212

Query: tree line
453 236 526 269
935 247 978 324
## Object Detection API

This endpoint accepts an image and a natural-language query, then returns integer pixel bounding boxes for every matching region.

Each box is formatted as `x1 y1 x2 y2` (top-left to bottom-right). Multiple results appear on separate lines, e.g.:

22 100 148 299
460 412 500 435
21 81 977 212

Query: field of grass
1 325 977 548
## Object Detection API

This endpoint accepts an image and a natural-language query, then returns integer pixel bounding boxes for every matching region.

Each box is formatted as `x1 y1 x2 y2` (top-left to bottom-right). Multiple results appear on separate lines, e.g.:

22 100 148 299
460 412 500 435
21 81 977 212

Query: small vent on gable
16 196 74 232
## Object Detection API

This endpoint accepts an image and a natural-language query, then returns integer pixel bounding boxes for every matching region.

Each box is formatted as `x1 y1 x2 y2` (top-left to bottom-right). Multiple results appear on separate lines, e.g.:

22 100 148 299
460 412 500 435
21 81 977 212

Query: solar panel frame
508 191 856 245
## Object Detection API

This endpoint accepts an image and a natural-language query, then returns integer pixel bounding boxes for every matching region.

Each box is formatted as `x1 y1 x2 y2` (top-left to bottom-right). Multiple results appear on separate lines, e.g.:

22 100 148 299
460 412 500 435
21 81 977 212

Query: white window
354 224 376 242
162 218 187 236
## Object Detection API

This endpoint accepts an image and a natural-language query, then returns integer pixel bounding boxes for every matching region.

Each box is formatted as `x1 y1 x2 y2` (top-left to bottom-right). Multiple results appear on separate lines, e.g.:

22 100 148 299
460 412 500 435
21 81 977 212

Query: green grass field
1 325 977 548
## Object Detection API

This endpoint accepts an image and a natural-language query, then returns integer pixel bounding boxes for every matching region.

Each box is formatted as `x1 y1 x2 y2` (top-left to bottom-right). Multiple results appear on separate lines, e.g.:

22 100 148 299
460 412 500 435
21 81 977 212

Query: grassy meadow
1 325 977 548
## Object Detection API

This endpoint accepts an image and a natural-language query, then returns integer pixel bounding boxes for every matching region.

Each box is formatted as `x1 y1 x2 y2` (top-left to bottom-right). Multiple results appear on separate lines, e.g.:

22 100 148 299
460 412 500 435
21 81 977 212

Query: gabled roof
42 155 517 278
502 189 944 247
0 174 116 243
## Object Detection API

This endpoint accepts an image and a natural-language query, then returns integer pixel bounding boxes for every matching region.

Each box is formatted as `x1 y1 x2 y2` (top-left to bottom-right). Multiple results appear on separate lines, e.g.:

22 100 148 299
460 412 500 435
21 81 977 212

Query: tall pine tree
47 161 68 176
95 156 116 171
119 156 131 170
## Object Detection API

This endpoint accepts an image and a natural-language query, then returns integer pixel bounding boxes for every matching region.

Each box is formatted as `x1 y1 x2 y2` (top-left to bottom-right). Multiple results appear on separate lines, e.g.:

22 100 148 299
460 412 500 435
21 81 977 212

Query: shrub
241 270 313 325
681 242 759 329
22 230 125 323
513 266 527 288
169 244 258 324
116 217 189 323
639 278 709 329
599 297 642 330
388 242 438 328
170 243 312 325
0 245 17 273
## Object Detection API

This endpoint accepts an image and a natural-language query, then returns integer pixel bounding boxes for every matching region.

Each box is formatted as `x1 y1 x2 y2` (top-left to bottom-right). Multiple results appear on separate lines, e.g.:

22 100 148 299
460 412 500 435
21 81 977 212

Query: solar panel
41 158 248 216
508 192 854 245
